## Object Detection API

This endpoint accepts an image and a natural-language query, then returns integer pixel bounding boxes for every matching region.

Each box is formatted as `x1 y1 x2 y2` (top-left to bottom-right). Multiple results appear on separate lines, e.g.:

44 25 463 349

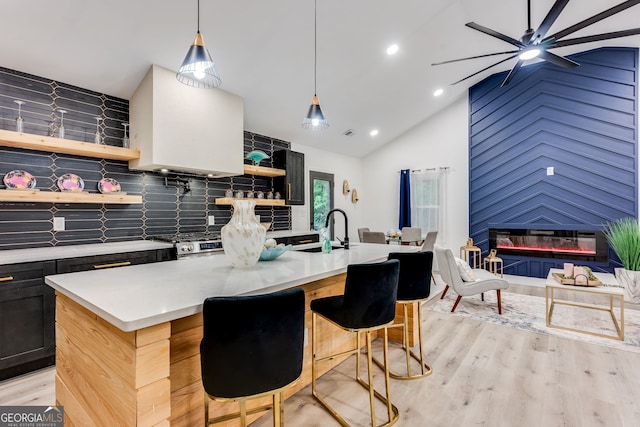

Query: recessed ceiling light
433 88 444 97
386 44 399 55
370 129 379 137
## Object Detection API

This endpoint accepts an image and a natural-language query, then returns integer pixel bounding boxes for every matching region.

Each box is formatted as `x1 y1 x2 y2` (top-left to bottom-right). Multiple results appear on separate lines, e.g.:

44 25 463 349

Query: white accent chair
434 245 509 314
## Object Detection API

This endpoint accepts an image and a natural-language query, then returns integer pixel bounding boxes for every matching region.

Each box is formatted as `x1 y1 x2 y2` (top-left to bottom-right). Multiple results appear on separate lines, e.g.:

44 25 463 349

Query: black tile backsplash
0 66 291 250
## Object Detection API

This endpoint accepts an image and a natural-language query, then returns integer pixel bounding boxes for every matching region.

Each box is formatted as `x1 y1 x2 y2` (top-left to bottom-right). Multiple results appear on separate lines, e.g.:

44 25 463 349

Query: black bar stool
311 259 400 427
373 251 433 380
200 288 305 426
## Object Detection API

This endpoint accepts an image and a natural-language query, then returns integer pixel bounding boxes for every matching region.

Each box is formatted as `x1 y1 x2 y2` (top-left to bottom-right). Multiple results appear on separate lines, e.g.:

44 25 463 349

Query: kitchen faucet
325 208 349 249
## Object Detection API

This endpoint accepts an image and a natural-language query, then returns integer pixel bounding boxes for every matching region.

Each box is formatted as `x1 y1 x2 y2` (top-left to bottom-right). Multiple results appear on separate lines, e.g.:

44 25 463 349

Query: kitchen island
45 243 420 426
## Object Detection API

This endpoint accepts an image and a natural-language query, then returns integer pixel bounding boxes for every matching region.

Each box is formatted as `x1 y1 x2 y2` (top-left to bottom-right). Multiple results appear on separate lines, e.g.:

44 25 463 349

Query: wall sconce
343 180 350 195
351 188 359 204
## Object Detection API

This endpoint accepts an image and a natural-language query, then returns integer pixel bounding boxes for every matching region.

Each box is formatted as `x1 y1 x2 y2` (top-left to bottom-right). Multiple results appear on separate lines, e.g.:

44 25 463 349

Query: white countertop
0 240 175 265
45 243 419 332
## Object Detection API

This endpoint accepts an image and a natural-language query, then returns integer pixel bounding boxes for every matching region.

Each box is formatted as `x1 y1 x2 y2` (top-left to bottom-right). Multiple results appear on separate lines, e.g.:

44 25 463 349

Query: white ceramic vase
221 200 266 267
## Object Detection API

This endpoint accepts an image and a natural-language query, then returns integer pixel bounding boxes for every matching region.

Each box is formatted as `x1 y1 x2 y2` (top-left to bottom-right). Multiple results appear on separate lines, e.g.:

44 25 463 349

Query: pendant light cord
314 0 317 95
197 0 201 33
527 0 531 30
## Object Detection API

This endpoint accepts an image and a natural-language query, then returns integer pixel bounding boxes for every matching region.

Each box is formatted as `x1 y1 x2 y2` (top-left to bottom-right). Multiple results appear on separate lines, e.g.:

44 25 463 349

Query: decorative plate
98 178 121 194
245 150 270 165
57 173 84 192
3 170 36 189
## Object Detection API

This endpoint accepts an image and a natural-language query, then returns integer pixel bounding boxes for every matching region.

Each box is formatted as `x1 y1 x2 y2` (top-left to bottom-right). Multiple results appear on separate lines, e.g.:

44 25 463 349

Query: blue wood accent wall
469 47 638 277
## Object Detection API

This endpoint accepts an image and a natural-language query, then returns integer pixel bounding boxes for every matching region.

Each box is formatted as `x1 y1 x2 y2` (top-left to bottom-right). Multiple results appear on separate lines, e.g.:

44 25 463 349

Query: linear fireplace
489 228 608 263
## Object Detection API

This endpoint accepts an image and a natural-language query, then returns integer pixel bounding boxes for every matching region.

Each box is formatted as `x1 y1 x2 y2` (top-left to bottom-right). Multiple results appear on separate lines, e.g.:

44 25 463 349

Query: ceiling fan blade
466 22 526 48
451 54 519 85
543 0 640 42
551 28 640 48
432 50 520 66
532 0 570 42
501 60 524 87
539 50 580 68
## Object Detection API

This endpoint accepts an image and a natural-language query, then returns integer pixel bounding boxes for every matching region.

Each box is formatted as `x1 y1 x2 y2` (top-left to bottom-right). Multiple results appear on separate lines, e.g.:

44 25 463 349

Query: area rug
427 289 640 353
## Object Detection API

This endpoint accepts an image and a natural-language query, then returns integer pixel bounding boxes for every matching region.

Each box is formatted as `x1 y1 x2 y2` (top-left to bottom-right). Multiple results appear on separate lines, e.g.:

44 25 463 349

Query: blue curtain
399 169 411 229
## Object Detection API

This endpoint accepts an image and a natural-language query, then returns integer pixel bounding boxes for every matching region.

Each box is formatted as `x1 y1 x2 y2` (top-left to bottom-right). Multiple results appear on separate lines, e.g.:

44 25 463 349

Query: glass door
309 171 334 239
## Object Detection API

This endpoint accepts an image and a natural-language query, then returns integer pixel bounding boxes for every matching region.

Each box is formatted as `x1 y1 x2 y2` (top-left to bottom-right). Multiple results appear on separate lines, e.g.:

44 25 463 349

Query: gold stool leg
204 392 209 427
402 303 411 378
366 330 377 426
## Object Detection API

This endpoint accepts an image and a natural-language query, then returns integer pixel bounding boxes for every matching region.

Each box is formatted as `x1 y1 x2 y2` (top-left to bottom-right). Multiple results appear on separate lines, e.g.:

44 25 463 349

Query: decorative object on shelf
604 217 640 303
224 189 233 198
256 191 264 199
301 0 329 131
221 200 266 267
266 191 273 199
57 110 67 139
57 173 85 192
97 178 122 194
351 188 359 203
122 123 129 148
234 190 244 198
94 117 102 144
342 180 350 195
176 0 221 88
274 192 281 199
245 150 269 165
3 170 36 190
14 100 25 133
246 190 254 198
259 244 291 261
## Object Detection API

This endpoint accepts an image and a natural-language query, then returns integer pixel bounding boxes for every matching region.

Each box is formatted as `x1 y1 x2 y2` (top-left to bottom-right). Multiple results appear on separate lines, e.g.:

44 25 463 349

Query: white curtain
410 169 447 243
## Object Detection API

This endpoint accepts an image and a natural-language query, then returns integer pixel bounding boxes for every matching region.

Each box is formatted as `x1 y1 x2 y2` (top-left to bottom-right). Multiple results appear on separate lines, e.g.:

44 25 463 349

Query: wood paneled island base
55 272 418 426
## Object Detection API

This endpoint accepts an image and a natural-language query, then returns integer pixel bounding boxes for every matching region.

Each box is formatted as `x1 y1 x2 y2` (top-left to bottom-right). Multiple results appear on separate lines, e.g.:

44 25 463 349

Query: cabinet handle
93 261 132 269
298 239 314 244
288 183 291 200
0 276 14 282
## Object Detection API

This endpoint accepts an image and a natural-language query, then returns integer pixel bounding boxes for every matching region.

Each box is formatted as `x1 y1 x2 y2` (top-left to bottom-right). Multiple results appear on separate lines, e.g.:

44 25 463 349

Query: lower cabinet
0 261 56 381
274 233 320 246
0 247 176 380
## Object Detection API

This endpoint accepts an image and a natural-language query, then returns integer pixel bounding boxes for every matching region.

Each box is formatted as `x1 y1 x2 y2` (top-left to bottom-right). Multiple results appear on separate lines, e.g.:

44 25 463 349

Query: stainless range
153 233 223 258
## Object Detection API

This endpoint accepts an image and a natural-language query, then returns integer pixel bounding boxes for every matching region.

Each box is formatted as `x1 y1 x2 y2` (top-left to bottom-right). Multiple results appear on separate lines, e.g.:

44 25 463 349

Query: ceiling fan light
519 48 541 61
302 95 329 131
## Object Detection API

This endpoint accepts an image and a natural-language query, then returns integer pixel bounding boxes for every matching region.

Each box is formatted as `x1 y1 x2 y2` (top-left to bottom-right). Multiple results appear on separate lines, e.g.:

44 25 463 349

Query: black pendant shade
302 95 329 131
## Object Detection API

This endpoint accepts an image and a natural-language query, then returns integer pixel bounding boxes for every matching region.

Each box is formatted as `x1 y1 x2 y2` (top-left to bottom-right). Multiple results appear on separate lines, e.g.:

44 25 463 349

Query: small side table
460 238 482 268
484 252 503 277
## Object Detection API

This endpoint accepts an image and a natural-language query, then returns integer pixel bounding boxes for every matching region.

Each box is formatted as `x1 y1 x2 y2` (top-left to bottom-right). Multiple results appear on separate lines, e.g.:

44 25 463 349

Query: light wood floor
2 279 639 427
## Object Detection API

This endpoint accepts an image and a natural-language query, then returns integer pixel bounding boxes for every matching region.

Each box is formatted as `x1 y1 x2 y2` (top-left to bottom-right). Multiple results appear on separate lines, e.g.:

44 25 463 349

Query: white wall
361 95 470 251
289 143 364 243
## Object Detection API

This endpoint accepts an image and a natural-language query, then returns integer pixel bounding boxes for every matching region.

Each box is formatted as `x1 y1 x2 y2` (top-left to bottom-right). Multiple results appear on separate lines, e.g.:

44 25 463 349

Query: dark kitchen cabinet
56 248 175 273
0 261 56 381
274 149 305 205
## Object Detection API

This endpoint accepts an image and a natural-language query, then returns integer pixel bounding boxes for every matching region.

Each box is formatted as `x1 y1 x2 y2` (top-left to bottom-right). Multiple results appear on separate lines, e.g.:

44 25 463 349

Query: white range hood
129 64 244 177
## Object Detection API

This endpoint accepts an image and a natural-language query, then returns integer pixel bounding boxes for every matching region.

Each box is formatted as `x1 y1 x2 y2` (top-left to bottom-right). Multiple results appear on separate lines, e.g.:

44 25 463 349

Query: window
410 170 440 234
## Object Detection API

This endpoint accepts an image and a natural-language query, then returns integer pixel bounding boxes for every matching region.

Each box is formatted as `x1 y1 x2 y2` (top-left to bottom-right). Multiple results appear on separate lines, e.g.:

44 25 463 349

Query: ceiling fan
432 0 640 87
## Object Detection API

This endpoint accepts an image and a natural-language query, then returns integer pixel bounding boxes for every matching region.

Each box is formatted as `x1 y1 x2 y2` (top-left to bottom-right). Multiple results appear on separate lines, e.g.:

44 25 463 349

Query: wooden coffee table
545 269 625 341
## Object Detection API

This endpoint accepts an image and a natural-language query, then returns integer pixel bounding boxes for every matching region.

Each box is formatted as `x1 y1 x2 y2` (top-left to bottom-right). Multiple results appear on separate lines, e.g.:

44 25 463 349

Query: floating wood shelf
215 198 286 206
242 164 286 177
0 129 140 161
0 190 142 204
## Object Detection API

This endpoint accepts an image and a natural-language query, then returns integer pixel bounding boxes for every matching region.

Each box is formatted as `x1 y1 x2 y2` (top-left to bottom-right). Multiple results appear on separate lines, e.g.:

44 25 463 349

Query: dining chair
400 227 423 246
421 231 438 284
362 231 387 244
358 227 370 242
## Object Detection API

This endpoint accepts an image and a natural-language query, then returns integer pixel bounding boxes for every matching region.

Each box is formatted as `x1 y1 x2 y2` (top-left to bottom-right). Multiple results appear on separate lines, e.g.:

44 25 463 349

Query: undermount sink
297 245 344 253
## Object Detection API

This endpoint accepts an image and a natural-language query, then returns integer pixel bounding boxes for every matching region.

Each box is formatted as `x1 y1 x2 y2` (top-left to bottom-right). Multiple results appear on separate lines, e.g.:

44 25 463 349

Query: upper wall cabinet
129 65 244 177
274 149 305 205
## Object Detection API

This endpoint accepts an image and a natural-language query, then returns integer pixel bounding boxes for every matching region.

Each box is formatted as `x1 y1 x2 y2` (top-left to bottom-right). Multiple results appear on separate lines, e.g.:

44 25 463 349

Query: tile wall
0 66 291 250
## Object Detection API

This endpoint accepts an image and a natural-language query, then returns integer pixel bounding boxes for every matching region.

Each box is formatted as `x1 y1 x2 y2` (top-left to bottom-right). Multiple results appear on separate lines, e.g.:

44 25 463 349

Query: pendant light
176 0 221 88
302 0 329 131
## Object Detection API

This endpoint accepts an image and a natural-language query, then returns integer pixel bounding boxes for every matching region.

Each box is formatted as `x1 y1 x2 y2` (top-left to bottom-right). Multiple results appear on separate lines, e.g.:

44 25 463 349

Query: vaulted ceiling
2 0 639 157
